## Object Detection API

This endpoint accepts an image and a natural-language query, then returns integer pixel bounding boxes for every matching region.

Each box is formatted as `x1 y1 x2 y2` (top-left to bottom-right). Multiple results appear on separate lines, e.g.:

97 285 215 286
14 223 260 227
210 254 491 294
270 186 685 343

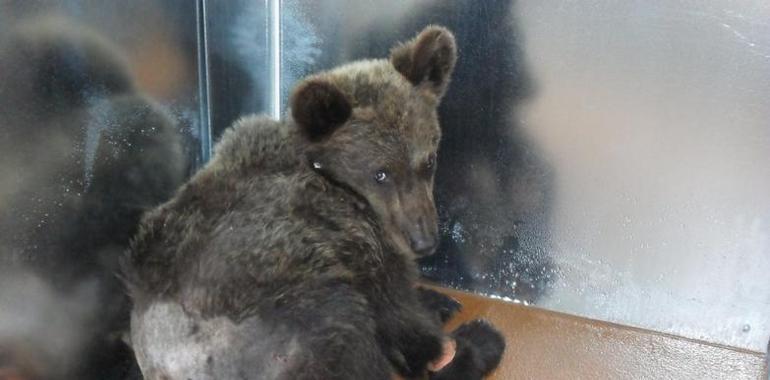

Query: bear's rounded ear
390 25 457 99
291 78 352 141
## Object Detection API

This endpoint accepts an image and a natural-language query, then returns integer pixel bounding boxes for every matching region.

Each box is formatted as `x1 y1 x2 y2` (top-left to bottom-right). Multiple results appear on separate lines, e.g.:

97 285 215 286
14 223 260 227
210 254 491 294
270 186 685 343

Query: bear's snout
406 216 438 257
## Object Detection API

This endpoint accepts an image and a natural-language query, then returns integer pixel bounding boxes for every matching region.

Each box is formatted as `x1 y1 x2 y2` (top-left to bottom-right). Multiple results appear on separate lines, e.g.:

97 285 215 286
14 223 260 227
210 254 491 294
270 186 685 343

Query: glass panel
0 1 202 378
518 0 770 353
203 0 274 140
276 0 770 353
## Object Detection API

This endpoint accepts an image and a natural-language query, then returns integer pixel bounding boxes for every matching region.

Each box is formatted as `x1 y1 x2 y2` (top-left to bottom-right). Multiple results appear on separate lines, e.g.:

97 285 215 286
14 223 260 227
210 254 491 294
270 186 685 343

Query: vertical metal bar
269 0 281 119
196 0 213 163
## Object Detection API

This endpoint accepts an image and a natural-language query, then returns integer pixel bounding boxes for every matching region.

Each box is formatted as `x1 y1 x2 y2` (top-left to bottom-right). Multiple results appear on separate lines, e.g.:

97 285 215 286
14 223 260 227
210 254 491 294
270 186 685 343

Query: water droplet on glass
742 324 751 332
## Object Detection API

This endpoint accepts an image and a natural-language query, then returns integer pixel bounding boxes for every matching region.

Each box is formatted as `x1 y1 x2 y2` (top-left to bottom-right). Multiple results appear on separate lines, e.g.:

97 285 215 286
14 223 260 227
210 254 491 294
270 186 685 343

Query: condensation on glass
0 3 768 378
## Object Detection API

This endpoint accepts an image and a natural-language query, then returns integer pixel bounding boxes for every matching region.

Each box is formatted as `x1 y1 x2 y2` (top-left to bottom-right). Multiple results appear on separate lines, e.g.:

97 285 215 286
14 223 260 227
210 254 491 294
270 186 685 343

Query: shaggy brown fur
125 26 504 380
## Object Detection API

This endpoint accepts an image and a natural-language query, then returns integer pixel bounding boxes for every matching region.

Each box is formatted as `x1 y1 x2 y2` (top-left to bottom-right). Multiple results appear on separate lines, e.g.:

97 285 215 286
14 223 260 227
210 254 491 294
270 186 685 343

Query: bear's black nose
410 234 437 256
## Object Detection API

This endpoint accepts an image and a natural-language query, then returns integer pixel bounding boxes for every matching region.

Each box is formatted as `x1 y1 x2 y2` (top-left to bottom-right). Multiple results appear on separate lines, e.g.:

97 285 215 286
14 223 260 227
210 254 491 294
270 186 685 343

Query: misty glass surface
199 0 275 140
262 0 770 353
0 1 201 378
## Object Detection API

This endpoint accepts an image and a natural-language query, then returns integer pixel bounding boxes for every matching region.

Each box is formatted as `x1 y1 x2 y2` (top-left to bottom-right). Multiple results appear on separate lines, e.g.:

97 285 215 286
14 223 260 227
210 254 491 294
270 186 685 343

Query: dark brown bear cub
124 25 505 380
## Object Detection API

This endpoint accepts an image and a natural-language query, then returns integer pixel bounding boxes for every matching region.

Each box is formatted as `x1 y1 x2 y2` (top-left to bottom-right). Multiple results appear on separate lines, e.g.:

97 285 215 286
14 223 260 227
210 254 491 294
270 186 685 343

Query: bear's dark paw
391 332 445 378
429 320 505 380
453 319 505 374
416 287 462 324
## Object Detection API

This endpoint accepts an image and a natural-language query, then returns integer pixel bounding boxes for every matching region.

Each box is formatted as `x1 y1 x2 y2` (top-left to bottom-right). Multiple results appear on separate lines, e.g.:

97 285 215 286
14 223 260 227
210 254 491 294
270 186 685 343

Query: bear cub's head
291 25 456 259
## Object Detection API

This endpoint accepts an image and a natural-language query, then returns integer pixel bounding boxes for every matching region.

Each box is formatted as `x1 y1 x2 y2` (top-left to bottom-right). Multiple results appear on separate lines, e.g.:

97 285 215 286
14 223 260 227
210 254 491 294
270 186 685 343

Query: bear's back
211 115 302 176
126 117 379 313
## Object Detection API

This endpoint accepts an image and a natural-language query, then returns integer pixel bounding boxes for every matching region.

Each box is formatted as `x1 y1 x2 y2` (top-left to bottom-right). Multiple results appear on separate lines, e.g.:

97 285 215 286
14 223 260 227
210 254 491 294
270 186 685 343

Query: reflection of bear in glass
0 16 186 379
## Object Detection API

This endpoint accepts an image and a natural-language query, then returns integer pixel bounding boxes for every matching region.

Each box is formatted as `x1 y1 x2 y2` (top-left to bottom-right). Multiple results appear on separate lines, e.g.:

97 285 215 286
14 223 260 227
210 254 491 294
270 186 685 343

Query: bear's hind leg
278 282 393 380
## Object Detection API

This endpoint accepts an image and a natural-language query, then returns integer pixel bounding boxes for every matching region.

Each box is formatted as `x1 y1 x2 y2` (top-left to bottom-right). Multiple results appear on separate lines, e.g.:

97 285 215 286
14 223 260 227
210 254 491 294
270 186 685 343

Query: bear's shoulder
210 115 303 176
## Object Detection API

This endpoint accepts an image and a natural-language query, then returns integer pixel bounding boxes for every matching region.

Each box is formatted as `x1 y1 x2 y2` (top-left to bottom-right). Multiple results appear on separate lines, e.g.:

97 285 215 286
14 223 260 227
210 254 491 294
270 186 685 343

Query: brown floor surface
431 285 767 380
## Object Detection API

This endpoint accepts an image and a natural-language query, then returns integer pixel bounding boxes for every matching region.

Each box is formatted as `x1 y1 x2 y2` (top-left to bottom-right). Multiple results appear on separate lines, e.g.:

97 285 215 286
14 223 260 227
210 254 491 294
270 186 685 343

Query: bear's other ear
390 25 457 99
291 78 352 141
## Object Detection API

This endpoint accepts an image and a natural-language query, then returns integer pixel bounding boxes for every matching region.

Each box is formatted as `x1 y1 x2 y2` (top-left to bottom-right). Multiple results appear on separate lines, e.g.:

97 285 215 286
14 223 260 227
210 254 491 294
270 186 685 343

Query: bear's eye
374 169 388 184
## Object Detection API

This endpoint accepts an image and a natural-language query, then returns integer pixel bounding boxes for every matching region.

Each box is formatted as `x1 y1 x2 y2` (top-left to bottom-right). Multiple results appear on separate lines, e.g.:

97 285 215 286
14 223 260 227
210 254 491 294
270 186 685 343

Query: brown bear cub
124 26 505 380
